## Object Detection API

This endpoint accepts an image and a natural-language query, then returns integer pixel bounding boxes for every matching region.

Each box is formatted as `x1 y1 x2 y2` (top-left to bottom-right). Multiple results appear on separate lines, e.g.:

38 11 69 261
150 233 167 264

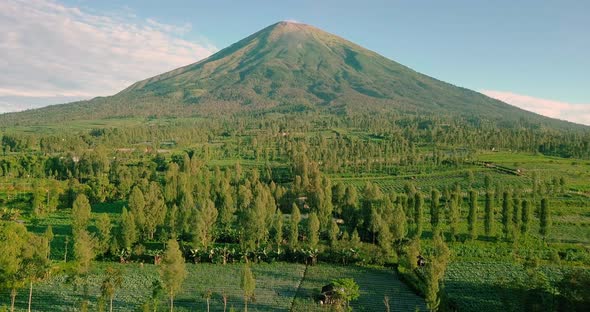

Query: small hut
318 283 345 305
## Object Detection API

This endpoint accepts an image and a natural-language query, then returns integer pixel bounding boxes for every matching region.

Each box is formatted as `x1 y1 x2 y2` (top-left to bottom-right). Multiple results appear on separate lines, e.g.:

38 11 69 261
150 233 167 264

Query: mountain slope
0 21 582 128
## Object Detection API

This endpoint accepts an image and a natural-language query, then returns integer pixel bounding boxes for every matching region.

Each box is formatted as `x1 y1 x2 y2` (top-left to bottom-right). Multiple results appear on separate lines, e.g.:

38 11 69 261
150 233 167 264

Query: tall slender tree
391 202 407 240
272 210 284 247
240 264 256 312
512 193 522 239
501 191 513 241
144 183 167 240
484 191 495 237
430 189 441 234
159 240 186 312
521 199 531 235
424 233 450 312
448 194 459 241
414 192 424 238
467 190 478 240
289 203 301 249
118 208 137 250
100 267 123 312
72 194 91 235
193 199 218 249
539 198 551 240
308 212 320 248
128 186 146 238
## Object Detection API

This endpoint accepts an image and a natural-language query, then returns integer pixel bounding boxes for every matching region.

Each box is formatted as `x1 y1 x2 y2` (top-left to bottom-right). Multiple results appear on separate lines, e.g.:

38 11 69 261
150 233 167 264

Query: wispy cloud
481 90 590 126
0 0 217 113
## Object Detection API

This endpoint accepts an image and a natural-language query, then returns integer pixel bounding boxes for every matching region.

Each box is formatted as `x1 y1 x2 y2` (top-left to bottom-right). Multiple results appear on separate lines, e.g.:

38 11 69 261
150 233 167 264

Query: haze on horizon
1 0 588 125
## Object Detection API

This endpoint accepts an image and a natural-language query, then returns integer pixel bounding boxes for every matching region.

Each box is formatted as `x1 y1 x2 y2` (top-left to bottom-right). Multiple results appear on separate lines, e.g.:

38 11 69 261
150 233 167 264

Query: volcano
0 21 579 128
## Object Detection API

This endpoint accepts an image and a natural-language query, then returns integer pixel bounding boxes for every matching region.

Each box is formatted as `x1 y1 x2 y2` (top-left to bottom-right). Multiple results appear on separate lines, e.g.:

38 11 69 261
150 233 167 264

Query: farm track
289 264 309 311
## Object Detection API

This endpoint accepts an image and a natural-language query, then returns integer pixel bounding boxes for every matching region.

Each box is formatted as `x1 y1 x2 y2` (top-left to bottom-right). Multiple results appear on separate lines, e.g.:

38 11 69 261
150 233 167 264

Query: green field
0 262 425 312
444 261 590 312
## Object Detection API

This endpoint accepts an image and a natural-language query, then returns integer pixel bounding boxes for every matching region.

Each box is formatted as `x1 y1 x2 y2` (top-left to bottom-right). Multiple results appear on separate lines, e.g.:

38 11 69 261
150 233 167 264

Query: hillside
0 21 581 129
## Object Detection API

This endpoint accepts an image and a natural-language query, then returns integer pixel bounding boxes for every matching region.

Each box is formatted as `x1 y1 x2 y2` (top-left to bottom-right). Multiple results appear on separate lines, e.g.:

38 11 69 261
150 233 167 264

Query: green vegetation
1 20 590 312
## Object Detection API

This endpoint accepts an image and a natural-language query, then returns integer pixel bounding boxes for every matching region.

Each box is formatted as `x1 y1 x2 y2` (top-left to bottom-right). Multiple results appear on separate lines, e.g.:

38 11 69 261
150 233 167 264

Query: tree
193 199 218 249
369 208 380 244
273 210 284 247
166 204 179 239
391 202 407 240
484 191 495 237
448 194 459 241
342 186 359 231
289 203 301 249
119 207 137 250
150 280 164 312
96 213 112 256
221 290 230 312
159 239 186 312
72 194 92 235
423 233 450 311
430 189 441 234
100 267 123 312
31 186 44 216
217 183 236 233
144 183 167 240
501 191 513 241
328 218 339 247
70 229 95 311
539 198 551 240
521 199 531 235
73 230 95 276
0 223 26 312
512 193 522 239
24 233 50 312
240 264 256 312
0 224 49 312
377 218 394 260
128 186 146 238
467 190 478 240
308 212 320 248
202 289 212 312
414 192 424 238
44 225 54 260
240 190 269 250
315 176 334 232
331 278 360 310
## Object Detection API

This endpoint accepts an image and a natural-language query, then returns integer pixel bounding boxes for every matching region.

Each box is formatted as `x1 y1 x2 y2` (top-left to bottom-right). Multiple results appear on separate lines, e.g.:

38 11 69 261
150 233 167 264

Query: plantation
1 112 590 311
0 262 428 311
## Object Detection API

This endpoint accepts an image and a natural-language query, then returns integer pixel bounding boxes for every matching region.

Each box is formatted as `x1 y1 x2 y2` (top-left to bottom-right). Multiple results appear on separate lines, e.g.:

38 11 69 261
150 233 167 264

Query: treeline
2 113 590 159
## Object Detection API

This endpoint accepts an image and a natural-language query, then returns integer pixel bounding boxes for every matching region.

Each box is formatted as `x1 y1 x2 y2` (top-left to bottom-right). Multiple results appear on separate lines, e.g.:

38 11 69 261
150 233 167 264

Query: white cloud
481 90 590 126
0 0 217 113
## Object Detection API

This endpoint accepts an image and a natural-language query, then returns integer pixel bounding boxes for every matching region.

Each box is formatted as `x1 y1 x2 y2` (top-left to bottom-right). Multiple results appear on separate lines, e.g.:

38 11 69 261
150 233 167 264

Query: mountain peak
264 20 326 40
277 20 305 26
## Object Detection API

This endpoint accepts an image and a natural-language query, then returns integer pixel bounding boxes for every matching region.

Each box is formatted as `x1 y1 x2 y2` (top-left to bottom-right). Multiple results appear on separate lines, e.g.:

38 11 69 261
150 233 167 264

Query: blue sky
1 0 589 124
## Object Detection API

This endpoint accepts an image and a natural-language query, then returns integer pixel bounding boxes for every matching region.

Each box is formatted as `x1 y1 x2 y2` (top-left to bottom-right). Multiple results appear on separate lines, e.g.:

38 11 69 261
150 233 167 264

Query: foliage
240 264 256 312
330 278 360 310
159 239 186 311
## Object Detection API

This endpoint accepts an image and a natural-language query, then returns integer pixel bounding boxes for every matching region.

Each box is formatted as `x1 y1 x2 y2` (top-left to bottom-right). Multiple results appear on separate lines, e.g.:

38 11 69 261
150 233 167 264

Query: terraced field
444 261 586 312
291 264 426 312
0 262 426 311
331 167 530 193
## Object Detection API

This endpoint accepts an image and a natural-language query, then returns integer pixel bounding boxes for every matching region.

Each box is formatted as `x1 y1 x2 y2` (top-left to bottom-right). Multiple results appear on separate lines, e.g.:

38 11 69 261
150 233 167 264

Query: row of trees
54 158 554 269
